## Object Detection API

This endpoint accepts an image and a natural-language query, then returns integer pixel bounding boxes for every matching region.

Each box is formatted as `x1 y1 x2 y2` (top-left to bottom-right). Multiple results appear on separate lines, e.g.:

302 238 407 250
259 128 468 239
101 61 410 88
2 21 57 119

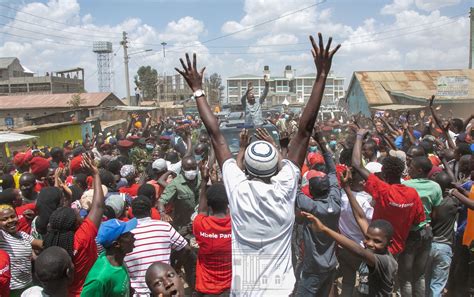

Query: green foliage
134 66 158 100
67 93 85 108
208 73 224 104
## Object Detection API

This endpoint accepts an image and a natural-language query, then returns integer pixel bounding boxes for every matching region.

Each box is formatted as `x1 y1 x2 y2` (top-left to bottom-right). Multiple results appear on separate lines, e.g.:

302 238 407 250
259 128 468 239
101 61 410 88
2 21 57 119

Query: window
275 275 281 285
261 276 268 285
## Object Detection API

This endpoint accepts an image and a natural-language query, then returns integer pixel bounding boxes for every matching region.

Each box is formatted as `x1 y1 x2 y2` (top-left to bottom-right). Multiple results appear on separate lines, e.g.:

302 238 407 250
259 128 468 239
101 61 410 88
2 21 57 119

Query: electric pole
161 42 167 102
121 31 131 105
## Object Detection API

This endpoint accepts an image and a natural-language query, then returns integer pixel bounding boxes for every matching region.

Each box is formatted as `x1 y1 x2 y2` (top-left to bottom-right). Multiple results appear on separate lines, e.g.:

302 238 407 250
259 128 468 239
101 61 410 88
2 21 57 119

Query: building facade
0 57 85 96
156 73 218 112
344 69 474 118
226 66 345 108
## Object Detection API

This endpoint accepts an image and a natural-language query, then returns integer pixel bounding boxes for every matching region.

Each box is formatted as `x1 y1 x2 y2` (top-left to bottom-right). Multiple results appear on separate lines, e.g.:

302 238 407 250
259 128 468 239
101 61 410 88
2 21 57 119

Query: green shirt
81 253 130 297
160 173 201 228
403 178 443 229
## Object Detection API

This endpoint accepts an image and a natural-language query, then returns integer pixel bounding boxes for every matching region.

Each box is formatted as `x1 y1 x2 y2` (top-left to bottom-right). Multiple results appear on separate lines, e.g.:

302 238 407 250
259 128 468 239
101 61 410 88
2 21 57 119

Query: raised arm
175 54 232 168
463 114 473 131
352 128 371 180
341 170 370 235
429 95 456 149
451 188 474 210
259 76 270 104
241 82 251 107
81 154 105 228
236 129 250 171
198 164 210 215
288 33 340 167
301 211 376 267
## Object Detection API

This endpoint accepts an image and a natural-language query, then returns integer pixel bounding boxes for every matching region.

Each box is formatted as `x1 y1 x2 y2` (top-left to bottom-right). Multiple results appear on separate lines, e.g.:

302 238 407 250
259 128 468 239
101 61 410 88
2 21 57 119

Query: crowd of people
0 33 473 297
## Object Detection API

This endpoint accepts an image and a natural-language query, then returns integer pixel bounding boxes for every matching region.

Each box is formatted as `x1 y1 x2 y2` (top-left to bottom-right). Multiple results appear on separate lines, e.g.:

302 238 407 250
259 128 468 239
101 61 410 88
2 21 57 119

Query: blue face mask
329 140 337 148
308 146 318 152
194 154 204 162
146 144 154 151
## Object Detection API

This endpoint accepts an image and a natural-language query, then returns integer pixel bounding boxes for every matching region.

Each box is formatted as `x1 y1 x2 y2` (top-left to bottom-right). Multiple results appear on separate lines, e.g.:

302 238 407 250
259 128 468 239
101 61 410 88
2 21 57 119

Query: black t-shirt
368 252 398 297
432 194 461 246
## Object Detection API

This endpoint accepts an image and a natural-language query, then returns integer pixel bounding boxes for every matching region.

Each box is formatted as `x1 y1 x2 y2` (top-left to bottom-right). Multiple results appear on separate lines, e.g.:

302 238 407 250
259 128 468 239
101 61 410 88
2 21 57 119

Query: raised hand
174 53 206 92
255 128 276 147
429 95 435 107
81 153 98 175
200 161 210 183
240 128 250 149
340 168 352 188
310 33 341 80
356 128 370 138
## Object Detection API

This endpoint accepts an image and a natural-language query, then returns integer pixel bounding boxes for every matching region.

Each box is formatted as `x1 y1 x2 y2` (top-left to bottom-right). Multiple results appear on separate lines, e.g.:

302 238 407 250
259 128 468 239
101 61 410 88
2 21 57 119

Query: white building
226 66 344 108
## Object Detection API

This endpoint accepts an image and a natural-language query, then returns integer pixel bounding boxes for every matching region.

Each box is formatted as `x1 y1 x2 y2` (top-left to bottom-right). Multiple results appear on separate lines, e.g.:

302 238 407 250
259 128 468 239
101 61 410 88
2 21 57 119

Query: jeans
425 242 453 297
398 226 432 297
296 269 337 297
446 237 470 297
337 246 362 297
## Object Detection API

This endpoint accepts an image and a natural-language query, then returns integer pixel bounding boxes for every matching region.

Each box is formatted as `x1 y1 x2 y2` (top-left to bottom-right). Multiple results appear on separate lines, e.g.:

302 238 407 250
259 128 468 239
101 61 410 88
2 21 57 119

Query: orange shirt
462 184 474 247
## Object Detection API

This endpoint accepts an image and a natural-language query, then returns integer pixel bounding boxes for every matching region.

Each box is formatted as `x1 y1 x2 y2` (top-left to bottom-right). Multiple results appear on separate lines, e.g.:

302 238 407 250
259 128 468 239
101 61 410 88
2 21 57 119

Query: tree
67 93 85 108
134 66 158 100
208 73 225 106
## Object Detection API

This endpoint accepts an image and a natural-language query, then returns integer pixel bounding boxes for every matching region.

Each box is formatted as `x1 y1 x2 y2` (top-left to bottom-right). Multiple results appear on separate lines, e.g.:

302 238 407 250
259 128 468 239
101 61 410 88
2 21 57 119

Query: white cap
365 161 383 174
152 158 167 171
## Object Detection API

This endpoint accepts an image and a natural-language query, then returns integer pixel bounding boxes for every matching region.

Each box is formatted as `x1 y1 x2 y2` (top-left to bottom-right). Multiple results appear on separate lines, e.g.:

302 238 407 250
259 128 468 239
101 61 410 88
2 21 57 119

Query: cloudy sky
0 0 471 98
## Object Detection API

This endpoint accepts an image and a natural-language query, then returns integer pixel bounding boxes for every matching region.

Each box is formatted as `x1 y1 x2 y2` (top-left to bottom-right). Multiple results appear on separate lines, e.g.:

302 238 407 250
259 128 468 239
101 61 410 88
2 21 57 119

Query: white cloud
414 0 462 11
381 0 414 15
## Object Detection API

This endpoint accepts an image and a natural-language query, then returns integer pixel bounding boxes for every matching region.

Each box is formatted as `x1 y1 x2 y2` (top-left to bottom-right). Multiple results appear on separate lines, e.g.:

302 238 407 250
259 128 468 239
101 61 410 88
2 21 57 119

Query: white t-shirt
21 286 50 297
338 191 374 246
222 158 300 296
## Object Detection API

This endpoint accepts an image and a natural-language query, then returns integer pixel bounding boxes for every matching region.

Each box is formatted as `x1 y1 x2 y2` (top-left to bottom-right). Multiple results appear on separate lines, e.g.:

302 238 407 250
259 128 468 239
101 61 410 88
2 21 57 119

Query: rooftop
349 69 474 105
0 132 38 144
0 92 124 110
0 57 17 69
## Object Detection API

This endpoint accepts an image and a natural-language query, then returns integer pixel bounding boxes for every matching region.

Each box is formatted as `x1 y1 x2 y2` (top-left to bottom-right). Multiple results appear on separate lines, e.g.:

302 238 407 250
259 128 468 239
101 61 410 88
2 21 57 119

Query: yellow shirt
13 171 22 189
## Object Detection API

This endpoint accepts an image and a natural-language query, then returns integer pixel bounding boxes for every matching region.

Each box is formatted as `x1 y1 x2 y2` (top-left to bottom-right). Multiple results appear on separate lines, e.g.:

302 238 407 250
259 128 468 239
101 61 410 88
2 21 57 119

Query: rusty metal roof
352 69 474 105
0 92 123 109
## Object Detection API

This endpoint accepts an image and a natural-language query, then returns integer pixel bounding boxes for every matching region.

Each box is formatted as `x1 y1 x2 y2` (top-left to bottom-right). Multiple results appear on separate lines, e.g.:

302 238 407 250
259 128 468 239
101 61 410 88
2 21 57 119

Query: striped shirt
124 217 187 296
0 230 33 290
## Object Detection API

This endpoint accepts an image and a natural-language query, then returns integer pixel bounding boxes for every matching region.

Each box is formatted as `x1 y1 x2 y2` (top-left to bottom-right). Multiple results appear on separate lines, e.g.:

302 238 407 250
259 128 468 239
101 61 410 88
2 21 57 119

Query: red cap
29 157 50 175
70 155 83 175
118 140 134 149
13 152 28 167
307 152 325 166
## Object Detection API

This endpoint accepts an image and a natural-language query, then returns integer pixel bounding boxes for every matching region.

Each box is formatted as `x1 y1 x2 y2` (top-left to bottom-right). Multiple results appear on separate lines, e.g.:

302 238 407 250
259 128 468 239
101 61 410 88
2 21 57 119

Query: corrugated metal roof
0 132 38 144
0 92 123 109
353 69 474 105
114 106 158 111
0 57 17 69
370 104 426 111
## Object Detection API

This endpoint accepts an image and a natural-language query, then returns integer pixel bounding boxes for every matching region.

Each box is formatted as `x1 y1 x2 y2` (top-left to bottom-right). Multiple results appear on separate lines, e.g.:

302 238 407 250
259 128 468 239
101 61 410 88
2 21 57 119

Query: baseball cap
96 218 137 248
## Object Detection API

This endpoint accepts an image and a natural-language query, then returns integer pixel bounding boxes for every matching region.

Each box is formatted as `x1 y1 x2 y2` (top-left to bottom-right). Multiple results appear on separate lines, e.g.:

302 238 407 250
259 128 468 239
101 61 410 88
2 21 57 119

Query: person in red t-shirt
42 154 106 297
0 249 10 297
119 164 140 197
0 188 36 234
193 166 231 296
352 128 425 255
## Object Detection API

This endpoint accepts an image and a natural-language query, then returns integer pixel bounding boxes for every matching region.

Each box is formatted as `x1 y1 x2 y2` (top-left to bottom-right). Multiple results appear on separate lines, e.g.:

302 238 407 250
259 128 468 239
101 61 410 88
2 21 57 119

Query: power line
132 0 327 49
0 22 120 44
0 31 92 48
172 15 465 56
0 14 120 41
0 3 122 37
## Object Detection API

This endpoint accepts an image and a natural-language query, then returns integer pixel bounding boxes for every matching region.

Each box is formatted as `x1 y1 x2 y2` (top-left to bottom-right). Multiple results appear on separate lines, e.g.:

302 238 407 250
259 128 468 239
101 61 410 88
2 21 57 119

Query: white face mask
184 169 198 180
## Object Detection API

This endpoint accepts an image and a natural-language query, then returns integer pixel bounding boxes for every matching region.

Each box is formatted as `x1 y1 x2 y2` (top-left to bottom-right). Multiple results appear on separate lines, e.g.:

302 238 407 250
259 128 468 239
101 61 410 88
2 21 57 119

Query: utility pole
161 42 167 102
121 31 131 105
470 7 474 69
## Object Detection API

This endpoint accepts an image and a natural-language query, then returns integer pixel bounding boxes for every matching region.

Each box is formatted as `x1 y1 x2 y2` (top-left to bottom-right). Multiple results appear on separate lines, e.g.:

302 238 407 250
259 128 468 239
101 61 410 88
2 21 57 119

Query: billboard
436 76 469 97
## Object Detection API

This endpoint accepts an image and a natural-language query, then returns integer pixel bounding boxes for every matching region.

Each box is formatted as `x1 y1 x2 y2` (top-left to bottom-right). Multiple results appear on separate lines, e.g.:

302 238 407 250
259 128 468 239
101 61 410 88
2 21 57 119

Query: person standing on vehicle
241 75 269 127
